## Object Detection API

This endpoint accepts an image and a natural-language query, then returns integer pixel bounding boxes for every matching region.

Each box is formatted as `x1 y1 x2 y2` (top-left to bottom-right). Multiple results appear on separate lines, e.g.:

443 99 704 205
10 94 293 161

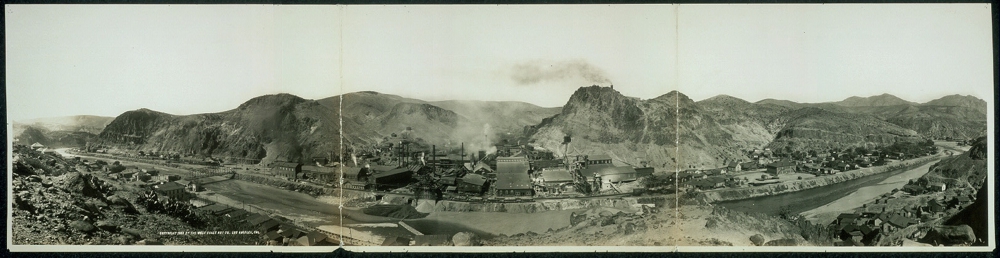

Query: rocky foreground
10 146 261 245
483 204 828 246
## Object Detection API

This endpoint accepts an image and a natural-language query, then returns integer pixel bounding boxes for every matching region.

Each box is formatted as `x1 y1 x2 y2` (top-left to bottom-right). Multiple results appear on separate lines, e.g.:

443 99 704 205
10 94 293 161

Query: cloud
509 59 612 86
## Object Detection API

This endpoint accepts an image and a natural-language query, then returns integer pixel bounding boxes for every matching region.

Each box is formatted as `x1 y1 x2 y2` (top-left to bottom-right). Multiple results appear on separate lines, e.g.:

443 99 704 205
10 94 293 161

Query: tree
808 150 818 157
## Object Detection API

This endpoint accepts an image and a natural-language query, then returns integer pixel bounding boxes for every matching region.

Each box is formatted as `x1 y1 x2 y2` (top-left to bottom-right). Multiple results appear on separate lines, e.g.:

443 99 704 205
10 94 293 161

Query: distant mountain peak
237 93 307 109
835 93 914 107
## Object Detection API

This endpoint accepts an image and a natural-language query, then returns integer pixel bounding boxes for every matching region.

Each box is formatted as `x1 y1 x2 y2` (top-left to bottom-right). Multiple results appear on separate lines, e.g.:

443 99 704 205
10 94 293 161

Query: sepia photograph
5 3 994 252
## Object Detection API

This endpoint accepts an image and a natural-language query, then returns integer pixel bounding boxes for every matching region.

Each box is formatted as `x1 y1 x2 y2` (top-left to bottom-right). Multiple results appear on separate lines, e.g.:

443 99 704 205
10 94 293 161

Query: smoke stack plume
509 59 612 86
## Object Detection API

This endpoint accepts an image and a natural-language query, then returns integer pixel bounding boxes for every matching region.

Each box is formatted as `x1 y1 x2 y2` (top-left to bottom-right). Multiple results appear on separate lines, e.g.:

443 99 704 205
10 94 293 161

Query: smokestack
461 142 465 167
432 145 436 164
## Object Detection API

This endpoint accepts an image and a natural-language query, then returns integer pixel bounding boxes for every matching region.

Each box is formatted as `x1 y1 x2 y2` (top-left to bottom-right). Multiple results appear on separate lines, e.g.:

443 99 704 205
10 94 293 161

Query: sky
6 4 993 121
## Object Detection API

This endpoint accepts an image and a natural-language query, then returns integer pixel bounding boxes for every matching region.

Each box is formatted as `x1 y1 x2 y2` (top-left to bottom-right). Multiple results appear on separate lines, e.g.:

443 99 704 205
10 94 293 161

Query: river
717 159 938 224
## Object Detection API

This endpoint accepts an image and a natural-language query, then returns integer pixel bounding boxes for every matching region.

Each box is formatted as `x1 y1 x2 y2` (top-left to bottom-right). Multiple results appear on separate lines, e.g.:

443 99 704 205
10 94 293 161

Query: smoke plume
509 59 612 86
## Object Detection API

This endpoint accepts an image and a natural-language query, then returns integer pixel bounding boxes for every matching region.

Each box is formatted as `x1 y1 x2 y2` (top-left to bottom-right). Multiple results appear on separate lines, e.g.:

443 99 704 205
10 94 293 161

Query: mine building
539 169 575 193
585 154 613 166
301 165 338 183
457 173 488 194
495 157 532 196
271 162 303 179
496 173 533 196
765 160 796 175
372 165 421 190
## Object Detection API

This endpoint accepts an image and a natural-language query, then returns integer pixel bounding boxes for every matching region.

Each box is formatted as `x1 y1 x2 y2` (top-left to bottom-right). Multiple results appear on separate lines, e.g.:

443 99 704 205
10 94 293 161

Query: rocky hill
93 94 343 164
833 93 916 107
93 92 560 164
922 136 988 189
759 94 986 140
525 87 965 170
15 126 99 148
13 115 115 135
324 91 560 154
13 115 115 148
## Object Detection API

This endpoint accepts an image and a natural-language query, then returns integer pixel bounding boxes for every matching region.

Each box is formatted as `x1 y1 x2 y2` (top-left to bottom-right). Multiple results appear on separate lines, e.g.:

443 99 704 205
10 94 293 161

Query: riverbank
798 160 938 223
378 194 648 213
702 155 941 203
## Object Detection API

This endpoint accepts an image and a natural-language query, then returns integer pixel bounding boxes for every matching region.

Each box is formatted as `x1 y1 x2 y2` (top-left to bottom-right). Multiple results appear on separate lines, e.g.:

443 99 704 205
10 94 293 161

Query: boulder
95 220 119 232
764 238 798 246
599 210 615 218
452 232 480 246
121 227 148 239
750 234 766 246
60 173 101 198
70 220 96 233
921 225 976 246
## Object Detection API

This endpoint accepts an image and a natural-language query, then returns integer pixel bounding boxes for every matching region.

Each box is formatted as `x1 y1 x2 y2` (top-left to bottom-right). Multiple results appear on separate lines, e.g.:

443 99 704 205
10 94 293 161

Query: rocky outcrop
920 225 976 246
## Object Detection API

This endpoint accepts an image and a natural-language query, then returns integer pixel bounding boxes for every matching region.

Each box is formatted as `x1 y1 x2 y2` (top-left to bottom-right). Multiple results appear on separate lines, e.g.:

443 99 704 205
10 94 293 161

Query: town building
301 165 338 183
153 181 187 200
540 169 574 193
372 165 421 190
766 160 796 175
271 162 302 179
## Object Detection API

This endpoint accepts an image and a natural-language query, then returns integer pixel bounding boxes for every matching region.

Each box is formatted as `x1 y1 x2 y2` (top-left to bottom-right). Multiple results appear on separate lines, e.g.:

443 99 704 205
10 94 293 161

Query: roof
258 220 280 231
301 165 337 174
496 156 529 163
472 163 494 172
496 160 530 174
280 227 302 238
341 167 362 176
246 214 272 226
375 166 418 179
368 165 398 173
766 160 795 168
887 215 914 228
226 210 248 218
381 236 410 246
272 162 301 168
298 231 327 246
541 169 574 183
587 154 612 161
174 180 191 186
155 182 185 191
727 161 740 168
496 172 532 190
264 231 282 241
459 174 487 186
580 166 636 179
413 235 452 246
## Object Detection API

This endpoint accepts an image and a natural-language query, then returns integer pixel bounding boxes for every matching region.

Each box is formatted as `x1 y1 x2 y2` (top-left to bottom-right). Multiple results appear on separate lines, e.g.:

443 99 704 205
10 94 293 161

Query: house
153 182 187 200
457 173 488 194
766 160 796 175
381 236 411 246
836 213 859 227
926 199 945 213
727 161 742 172
886 215 915 229
271 162 302 179
295 231 330 246
932 182 946 192
30 142 44 150
635 167 654 177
